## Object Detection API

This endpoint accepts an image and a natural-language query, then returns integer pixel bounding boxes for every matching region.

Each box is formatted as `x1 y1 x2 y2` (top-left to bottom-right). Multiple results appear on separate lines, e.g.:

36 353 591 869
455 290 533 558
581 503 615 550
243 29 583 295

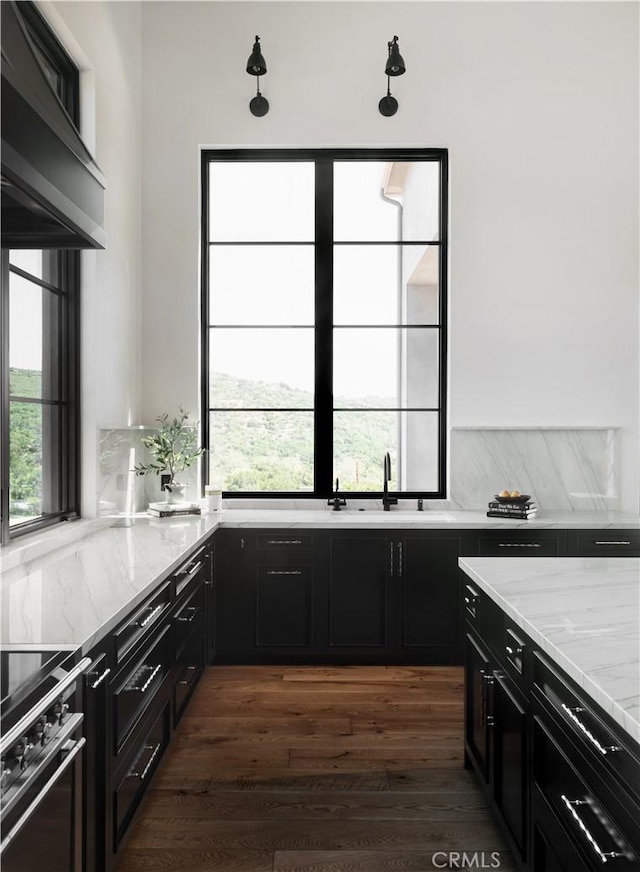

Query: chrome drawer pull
267 539 302 545
135 604 163 629
266 570 302 576
179 666 199 686
593 541 632 546
127 742 161 781
561 795 626 863
127 663 163 694
177 606 199 622
505 645 523 656
561 704 621 755
90 668 111 689
497 543 542 548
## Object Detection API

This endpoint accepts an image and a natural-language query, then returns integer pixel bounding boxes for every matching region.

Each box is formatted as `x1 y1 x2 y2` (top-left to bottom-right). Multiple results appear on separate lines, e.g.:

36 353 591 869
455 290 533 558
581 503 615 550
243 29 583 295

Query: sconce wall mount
247 35 269 116
379 35 406 116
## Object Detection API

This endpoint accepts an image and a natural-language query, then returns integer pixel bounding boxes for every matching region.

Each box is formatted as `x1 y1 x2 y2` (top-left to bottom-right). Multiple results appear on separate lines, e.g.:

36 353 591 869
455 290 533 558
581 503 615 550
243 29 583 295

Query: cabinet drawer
113 701 170 849
113 582 172 664
463 582 482 623
530 783 591 872
174 632 205 725
533 652 640 806
532 715 639 870
256 533 313 551
174 582 205 657
477 532 563 557
174 545 208 598
568 530 640 557
112 625 171 751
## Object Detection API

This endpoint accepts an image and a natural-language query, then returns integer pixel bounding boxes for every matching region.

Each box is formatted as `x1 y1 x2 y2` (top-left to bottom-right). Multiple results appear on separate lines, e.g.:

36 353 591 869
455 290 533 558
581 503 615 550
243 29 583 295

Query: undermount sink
333 510 454 521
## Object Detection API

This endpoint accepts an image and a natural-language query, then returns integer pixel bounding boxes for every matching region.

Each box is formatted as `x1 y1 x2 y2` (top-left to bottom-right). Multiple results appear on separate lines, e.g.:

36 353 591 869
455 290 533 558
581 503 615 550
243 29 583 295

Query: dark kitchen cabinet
463 576 640 872
214 529 317 662
327 533 391 651
464 631 492 783
464 529 566 558
215 528 463 664
531 652 640 872
464 585 529 868
397 533 463 661
326 531 463 663
83 533 215 872
566 529 640 557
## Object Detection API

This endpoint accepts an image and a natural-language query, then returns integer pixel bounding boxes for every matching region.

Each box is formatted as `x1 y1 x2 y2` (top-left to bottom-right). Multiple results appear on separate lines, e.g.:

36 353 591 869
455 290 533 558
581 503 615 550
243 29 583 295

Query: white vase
164 482 187 504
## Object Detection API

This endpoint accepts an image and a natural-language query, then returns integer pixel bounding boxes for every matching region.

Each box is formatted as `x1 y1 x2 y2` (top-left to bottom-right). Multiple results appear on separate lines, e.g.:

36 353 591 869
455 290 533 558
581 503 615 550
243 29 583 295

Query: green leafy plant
133 407 204 486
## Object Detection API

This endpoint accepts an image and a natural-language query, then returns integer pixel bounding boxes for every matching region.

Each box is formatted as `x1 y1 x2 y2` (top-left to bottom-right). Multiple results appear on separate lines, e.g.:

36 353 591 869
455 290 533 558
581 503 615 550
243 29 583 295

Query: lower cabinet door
255 563 313 648
492 671 527 862
328 535 390 649
464 632 492 784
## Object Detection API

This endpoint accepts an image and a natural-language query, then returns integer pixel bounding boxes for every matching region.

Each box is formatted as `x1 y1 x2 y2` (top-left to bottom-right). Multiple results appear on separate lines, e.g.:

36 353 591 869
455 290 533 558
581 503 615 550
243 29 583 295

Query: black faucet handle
328 478 347 511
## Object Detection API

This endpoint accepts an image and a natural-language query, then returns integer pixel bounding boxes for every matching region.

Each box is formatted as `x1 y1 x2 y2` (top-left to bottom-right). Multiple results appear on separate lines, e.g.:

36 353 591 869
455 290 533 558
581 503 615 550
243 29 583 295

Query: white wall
45 0 143 516
139 1 639 511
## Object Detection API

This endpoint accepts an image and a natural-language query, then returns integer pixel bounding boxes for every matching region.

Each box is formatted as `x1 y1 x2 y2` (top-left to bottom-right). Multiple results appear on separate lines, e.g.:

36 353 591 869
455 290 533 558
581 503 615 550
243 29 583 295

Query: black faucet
382 452 397 511
328 477 346 512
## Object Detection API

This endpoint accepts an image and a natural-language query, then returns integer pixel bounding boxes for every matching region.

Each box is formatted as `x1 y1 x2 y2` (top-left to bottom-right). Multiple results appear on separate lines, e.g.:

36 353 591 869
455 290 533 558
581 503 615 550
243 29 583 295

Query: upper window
0 3 81 543
201 149 448 499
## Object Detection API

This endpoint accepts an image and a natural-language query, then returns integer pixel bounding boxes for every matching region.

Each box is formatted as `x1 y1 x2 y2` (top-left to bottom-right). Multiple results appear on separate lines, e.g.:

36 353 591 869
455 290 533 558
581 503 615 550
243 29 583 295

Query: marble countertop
0 516 219 653
459 556 640 743
210 508 640 529
0 508 638 660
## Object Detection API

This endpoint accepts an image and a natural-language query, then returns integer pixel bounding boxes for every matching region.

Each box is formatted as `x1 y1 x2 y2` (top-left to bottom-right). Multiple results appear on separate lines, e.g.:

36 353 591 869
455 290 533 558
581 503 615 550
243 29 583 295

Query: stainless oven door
0 735 85 872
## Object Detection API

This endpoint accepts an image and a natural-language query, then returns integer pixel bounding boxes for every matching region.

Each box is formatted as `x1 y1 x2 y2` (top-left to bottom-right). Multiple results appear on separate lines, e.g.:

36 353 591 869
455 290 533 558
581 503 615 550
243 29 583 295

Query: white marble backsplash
450 427 619 511
98 428 199 516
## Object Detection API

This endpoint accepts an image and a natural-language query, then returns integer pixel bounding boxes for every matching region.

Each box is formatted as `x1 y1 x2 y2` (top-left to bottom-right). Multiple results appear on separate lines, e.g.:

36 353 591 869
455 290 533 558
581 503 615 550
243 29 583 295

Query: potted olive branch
133 407 204 504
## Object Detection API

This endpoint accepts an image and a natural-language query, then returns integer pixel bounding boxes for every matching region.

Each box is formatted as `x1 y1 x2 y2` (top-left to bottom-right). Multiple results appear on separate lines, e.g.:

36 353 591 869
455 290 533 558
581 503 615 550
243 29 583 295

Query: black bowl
494 494 531 504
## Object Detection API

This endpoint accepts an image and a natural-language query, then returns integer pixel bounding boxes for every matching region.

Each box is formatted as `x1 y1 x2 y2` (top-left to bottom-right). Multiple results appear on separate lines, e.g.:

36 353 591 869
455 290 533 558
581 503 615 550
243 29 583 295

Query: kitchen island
459 556 640 871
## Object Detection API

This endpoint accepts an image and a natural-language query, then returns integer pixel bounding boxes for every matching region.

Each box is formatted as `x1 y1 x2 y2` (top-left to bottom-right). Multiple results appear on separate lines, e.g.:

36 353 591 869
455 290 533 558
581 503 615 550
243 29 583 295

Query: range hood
1 1 106 249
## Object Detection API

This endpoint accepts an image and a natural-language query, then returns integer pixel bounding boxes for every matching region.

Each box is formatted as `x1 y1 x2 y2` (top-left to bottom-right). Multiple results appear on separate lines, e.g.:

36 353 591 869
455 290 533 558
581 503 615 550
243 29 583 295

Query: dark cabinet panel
464 631 492 783
214 529 318 661
256 564 313 647
112 624 172 752
400 534 462 656
567 530 640 557
530 785 590 872
174 630 205 725
467 530 565 558
112 701 170 851
493 671 527 860
215 528 463 664
328 535 390 648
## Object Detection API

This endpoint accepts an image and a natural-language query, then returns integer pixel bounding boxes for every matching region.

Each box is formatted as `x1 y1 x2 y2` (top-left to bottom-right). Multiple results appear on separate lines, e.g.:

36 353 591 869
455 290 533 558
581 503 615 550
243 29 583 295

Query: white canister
204 485 222 512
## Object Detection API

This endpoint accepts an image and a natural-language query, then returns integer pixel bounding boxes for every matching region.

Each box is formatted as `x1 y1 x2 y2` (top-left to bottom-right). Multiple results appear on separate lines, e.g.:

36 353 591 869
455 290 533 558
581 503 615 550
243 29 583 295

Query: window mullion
314 160 333 497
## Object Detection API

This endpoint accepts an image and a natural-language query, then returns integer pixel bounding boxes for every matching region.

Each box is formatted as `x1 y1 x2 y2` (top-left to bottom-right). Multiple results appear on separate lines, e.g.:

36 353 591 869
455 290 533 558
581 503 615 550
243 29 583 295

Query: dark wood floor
117 665 517 871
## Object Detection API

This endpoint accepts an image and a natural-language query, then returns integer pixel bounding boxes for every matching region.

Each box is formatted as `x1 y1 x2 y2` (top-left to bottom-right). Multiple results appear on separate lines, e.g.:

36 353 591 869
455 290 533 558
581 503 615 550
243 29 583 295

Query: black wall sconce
379 35 406 117
246 35 269 116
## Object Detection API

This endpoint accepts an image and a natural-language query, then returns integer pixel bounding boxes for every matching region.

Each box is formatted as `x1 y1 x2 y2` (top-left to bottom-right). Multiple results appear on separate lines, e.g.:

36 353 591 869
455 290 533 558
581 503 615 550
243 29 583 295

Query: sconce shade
247 36 267 76
385 36 406 76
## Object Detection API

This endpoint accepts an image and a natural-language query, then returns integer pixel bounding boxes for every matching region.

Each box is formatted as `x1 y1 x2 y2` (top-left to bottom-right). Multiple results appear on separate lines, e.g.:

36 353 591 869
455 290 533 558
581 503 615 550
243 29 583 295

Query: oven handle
0 657 92 755
0 737 86 855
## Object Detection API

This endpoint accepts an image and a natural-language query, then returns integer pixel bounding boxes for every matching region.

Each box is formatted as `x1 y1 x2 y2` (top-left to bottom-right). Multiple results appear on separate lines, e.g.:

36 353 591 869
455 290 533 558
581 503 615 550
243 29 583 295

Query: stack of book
148 501 201 518
487 498 537 520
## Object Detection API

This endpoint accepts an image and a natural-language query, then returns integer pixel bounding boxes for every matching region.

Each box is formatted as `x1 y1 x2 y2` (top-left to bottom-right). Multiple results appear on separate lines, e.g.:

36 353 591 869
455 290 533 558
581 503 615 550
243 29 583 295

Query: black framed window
201 148 448 499
0 3 81 543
